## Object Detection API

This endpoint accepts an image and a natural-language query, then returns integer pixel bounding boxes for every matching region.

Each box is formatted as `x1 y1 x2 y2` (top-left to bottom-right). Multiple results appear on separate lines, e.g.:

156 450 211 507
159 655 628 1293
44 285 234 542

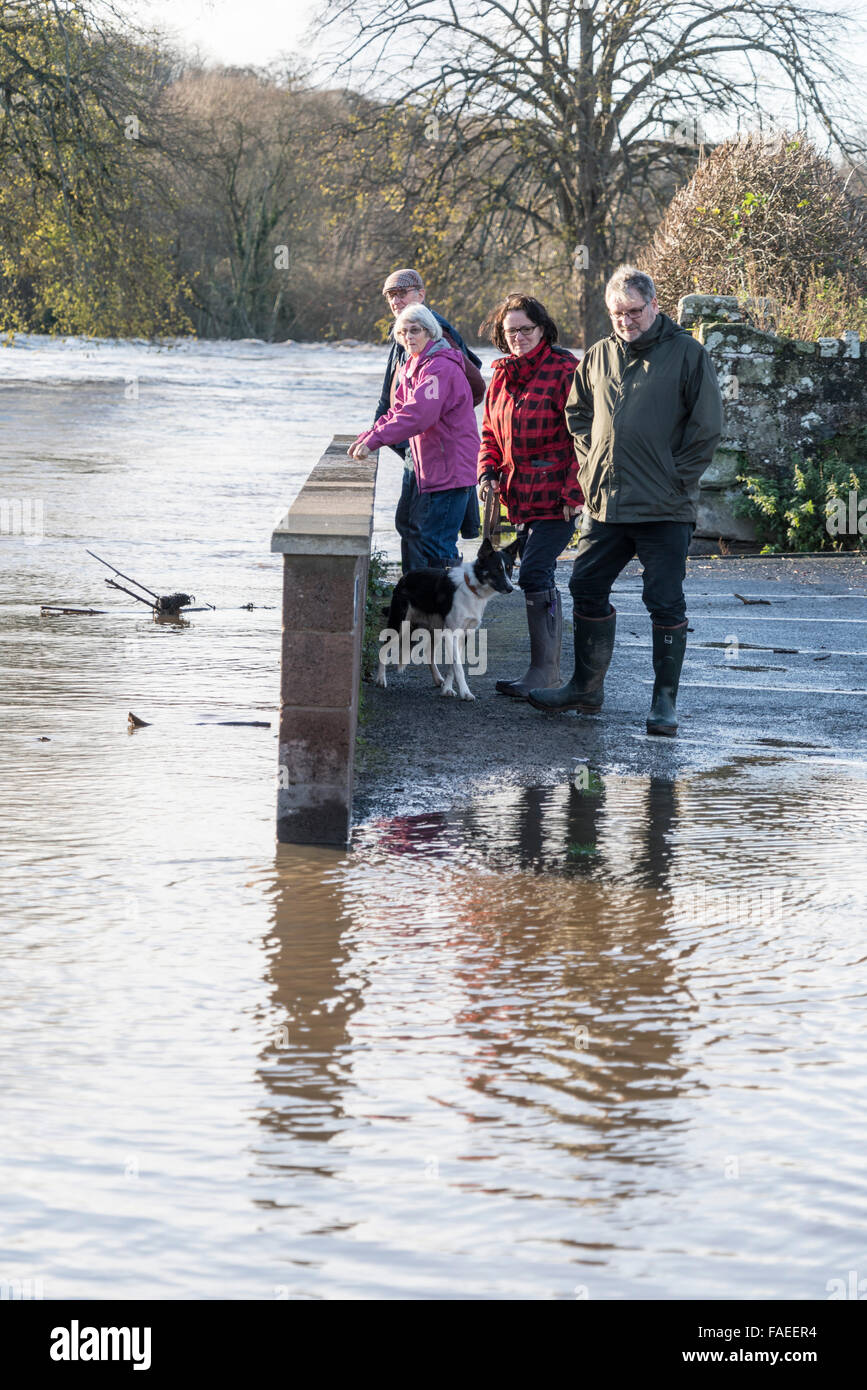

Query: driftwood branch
86 548 216 612
41 605 106 616
86 549 159 599
104 576 155 606
39 551 263 616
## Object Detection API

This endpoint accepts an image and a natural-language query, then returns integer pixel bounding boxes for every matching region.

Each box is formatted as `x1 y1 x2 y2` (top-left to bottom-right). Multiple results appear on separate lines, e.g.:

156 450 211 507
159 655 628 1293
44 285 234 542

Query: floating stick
86 549 159 600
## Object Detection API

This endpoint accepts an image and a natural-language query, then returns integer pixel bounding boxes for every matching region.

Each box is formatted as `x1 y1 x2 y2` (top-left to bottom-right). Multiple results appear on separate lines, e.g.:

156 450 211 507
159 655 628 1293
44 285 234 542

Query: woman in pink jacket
348 304 480 568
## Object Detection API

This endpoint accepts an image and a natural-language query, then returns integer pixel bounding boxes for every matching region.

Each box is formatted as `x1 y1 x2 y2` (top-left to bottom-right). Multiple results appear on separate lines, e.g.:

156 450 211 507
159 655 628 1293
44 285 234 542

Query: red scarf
499 338 550 396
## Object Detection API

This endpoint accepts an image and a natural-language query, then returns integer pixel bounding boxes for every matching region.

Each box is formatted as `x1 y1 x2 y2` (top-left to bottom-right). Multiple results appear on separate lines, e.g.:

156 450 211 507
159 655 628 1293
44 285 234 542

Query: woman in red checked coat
477 294 583 698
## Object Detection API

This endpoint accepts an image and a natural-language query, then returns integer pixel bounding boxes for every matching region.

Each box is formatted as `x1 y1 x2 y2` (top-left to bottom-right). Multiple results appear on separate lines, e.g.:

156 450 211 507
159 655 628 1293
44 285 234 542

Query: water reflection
250 761 867 1298
257 849 360 1168
364 774 685 907
256 775 691 1263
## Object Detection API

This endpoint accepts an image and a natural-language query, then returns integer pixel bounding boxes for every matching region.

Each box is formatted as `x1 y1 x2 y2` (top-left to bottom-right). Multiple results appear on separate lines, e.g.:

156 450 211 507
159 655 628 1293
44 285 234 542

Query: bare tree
320 0 867 344
164 68 327 339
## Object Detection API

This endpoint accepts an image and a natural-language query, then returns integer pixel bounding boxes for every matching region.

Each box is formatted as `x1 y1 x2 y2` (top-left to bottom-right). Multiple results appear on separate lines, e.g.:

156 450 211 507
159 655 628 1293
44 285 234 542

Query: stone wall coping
700 322 864 357
677 293 744 327
272 434 379 556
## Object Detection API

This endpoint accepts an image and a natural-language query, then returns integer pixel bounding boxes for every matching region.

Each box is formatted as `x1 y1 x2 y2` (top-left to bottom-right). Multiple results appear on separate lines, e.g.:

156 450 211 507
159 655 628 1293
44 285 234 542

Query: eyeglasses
608 305 648 322
504 324 540 339
385 287 420 301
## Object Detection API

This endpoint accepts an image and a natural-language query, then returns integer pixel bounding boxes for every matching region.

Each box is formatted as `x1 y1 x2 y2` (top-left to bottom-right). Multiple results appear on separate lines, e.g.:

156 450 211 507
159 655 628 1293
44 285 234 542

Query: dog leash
482 486 502 545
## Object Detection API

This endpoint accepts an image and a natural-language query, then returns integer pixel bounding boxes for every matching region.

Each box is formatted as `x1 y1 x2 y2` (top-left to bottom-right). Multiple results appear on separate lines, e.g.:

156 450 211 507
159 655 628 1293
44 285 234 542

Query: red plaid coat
478 340 583 522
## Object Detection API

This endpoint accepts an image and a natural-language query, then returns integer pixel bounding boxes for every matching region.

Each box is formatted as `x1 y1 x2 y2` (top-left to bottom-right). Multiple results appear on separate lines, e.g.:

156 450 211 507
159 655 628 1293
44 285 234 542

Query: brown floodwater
1 339 866 1300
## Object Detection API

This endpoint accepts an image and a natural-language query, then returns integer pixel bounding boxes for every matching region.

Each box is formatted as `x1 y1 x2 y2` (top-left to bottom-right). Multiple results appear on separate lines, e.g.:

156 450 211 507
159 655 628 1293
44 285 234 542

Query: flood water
2 337 866 1300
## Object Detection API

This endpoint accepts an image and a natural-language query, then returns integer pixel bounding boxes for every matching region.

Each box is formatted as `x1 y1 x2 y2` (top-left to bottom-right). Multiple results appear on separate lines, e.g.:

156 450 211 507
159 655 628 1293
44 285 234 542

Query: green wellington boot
528 607 616 713
646 621 688 737
496 589 562 699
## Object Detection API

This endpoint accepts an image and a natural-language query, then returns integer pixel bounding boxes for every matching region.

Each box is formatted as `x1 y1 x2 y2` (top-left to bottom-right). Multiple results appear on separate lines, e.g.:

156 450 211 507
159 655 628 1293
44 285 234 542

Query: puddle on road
251 756 867 1298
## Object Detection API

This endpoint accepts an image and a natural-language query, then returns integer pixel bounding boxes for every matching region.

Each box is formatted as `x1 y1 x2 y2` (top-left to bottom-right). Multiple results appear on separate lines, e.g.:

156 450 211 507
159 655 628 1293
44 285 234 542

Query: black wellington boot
528 607 616 713
496 589 562 699
646 622 688 737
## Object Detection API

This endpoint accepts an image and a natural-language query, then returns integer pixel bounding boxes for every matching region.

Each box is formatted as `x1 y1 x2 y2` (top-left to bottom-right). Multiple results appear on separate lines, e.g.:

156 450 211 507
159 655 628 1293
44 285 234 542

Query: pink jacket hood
360 339 480 493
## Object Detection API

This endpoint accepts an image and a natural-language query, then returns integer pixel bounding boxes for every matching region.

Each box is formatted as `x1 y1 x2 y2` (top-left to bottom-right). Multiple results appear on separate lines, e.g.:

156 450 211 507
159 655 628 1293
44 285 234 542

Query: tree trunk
569 222 609 351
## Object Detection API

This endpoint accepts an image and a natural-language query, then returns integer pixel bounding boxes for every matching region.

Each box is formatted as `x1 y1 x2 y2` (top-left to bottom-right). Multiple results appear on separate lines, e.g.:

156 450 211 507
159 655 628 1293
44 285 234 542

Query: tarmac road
354 553 867 821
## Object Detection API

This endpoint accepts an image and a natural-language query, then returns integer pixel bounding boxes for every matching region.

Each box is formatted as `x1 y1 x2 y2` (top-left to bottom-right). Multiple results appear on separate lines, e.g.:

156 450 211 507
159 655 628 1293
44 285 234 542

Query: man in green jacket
529 265 723 735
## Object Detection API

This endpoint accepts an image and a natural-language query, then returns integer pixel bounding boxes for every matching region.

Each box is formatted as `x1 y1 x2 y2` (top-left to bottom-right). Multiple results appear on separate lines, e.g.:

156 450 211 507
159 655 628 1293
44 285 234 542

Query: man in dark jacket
375 268 485 572
529 265 723 736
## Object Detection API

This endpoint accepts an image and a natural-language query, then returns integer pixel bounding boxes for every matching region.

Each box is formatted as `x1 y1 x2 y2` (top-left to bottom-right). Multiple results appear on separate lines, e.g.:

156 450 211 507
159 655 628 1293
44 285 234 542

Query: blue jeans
415 486 473 568
395 467 426 573
516 517 575 592
461 486 481 539
569 516 693 625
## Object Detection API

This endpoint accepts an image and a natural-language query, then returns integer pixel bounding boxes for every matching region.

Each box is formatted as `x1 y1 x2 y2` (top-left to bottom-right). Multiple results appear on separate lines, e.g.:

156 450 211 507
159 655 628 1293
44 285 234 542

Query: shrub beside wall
643 135 867 342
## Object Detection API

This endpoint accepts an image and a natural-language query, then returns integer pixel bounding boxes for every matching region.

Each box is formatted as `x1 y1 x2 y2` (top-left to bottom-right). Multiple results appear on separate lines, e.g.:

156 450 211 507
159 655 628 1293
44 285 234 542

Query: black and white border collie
376 538 518 701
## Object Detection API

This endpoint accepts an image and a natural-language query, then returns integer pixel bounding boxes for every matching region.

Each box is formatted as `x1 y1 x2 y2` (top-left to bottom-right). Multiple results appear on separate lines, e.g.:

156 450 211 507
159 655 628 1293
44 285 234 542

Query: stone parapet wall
676 294 866 544
271 435 377 846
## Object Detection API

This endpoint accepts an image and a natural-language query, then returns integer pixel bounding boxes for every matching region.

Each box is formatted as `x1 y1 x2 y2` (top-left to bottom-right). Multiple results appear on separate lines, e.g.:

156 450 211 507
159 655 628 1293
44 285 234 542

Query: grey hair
605 265 657 305
394 303 442 341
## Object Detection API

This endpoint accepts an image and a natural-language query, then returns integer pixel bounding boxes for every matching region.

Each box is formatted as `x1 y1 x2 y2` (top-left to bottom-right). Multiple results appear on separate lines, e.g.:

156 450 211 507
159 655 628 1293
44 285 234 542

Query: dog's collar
464 573 483 598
